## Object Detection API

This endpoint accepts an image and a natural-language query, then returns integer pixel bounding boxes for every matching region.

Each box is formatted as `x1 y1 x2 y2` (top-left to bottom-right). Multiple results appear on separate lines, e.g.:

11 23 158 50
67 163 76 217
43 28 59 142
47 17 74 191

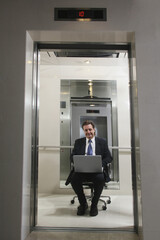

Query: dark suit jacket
65 137 112 185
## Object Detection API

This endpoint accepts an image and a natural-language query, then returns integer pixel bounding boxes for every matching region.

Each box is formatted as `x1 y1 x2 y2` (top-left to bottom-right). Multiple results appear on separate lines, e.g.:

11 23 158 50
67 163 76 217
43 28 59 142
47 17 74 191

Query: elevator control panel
54 8 106 21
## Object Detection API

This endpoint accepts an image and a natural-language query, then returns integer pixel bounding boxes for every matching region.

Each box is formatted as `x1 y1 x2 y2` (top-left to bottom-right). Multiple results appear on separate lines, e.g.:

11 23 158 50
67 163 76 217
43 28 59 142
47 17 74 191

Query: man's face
83 124 95 139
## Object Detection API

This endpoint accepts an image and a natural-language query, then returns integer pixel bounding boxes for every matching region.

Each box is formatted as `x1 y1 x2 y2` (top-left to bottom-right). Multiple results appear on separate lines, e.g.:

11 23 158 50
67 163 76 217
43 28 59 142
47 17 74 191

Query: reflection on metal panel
60 80 119 184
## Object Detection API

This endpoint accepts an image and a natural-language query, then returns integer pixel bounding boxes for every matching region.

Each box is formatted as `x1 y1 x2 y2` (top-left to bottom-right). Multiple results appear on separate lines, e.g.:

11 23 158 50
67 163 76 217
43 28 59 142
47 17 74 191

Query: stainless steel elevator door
80 116 107 139
71 101 112 147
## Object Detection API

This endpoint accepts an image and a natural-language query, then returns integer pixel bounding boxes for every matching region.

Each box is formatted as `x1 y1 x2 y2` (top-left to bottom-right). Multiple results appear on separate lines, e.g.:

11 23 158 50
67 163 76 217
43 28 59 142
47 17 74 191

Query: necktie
87 139 93 155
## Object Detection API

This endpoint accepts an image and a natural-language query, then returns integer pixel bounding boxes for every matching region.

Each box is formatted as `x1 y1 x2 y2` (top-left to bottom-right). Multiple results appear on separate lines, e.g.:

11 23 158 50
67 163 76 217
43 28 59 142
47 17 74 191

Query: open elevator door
60 79 119 185
31 42 137 232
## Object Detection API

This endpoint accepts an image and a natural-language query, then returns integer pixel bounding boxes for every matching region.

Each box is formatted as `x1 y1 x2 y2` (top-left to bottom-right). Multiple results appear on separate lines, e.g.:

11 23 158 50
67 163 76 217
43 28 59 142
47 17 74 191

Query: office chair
70 181 111 210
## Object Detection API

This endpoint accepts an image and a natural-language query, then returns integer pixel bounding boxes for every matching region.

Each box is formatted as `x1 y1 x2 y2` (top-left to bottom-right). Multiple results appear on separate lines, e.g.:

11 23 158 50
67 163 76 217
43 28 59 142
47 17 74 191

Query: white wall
38 68 60 192
1 1 160 240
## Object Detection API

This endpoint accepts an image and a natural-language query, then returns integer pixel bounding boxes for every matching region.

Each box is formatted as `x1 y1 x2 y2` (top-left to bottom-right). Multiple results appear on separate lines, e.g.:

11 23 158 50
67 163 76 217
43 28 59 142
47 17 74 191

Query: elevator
31 42 139 232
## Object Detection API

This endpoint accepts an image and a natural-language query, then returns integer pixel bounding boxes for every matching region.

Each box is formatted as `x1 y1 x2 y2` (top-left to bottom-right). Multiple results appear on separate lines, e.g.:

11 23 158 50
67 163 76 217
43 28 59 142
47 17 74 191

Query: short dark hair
82 120 95 129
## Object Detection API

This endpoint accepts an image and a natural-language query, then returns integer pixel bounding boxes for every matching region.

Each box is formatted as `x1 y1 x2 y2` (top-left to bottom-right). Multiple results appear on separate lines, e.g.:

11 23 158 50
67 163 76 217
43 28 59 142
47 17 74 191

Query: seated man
66 120 112 217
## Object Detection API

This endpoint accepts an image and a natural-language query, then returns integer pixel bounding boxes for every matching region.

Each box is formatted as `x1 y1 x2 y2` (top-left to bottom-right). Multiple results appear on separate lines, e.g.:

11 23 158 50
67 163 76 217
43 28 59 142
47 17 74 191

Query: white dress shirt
85 137 95 155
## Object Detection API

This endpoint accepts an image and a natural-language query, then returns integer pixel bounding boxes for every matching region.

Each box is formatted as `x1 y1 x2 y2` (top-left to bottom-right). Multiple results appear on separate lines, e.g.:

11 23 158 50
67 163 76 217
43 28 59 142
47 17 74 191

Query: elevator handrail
37 145 136 150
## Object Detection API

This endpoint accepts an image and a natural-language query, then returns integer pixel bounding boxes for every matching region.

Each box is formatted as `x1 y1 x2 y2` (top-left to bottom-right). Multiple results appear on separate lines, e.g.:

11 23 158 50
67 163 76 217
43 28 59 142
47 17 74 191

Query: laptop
73 155 102 173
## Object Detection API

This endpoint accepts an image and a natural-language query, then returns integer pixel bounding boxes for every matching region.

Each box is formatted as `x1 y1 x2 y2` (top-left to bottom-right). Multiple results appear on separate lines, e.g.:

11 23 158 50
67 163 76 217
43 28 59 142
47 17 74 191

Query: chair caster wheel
102 206 107 210
107 200 111 204
71 200 75 204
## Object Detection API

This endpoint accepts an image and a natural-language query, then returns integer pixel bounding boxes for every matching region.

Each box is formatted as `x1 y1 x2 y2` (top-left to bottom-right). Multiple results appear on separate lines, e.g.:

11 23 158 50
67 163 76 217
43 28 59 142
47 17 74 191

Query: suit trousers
71 172 105 207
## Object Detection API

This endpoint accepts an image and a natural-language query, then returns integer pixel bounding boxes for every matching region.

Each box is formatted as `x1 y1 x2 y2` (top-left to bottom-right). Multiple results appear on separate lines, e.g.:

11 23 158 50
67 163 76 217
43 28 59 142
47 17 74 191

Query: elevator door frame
31 42 139 233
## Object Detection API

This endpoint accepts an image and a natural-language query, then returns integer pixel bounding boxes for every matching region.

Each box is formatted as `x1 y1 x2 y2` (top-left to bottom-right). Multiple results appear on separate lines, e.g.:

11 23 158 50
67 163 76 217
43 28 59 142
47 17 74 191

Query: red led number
79 11 85 17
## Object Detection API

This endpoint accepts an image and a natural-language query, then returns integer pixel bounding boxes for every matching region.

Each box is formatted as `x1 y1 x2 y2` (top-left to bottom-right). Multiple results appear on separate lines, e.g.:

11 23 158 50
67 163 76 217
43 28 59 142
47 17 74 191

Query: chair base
70 184 111 210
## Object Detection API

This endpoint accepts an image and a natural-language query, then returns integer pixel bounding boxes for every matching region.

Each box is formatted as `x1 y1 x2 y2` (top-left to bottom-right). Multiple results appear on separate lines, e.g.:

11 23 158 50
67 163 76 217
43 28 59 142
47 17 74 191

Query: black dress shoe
77 203 88 215
90 205 98 216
